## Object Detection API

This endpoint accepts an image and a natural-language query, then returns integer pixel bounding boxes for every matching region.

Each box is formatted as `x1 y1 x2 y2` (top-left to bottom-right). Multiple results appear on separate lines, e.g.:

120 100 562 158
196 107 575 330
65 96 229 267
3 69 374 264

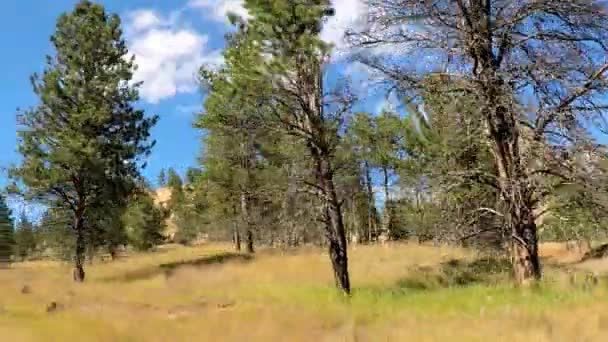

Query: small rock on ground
46 301 64 313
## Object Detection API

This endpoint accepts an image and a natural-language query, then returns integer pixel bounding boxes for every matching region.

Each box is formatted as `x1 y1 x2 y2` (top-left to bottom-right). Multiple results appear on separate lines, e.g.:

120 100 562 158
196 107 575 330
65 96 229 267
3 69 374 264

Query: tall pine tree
11 0 157 281
14 211 36 261
204 0 353 293
0 195 14 266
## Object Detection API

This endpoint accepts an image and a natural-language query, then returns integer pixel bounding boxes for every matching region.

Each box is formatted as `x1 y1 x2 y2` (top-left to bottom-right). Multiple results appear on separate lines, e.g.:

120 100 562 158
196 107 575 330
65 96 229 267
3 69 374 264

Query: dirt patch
76 297 234 321
98 252 253 283
166 300 209 320
582 244 608 261
540 241 590 264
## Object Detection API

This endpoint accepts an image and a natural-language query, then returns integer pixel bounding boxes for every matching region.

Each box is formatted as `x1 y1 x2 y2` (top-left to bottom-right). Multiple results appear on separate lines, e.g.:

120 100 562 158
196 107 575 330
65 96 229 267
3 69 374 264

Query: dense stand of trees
1 0 608 295
192 0 608 291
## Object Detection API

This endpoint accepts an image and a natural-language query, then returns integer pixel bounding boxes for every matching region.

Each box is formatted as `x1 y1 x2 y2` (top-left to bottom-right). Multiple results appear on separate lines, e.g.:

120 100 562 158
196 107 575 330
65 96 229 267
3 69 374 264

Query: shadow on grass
99 252 253 283
384 257 512 293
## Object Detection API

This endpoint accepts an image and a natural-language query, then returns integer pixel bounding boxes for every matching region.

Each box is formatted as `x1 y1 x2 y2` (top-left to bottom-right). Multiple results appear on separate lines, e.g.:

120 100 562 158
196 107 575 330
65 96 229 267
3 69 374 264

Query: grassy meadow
1 242 608 341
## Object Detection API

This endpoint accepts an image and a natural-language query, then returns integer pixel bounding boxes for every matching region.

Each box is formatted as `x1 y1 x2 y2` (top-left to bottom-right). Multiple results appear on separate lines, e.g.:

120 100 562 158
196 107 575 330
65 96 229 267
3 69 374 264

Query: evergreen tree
167 168 183 189
14 211 36 260
201 0 353 293
122 191 165 251
157 169 167 188
36 208 74 261
346 110 405 239
185 168 203 185
0 195 14 266
10 0 157 281
166 168 185 208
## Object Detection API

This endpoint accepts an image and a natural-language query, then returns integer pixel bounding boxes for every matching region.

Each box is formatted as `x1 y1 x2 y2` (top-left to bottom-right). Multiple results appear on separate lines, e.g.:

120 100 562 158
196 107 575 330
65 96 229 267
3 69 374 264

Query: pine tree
0 195 15 266
14 211 36 261
122 191 165 251
157 169 167 188
166 168 184 208
205 0 353 293
37 208 74 261
10 0 157 281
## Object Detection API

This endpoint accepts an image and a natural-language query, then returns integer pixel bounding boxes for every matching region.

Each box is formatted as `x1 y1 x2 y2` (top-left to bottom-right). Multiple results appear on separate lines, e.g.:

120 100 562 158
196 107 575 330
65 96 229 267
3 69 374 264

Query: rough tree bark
482 68 541 283
240 192 254 254
313 147 350 294
512 214 541 284
72 214 86 282
352 0 608 286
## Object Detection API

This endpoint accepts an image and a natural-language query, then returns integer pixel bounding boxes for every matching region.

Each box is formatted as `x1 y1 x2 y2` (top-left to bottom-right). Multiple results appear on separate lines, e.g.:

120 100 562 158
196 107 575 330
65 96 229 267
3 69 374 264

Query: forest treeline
3 0 608 294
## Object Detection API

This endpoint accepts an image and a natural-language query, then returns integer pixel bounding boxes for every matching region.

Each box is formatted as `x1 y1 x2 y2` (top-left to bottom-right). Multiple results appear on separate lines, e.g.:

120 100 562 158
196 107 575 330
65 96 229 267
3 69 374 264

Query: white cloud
125 10 223 104
187 0 365 53
123 1 367 103
188 0 249 22
126 10 163 33
321 0 366 54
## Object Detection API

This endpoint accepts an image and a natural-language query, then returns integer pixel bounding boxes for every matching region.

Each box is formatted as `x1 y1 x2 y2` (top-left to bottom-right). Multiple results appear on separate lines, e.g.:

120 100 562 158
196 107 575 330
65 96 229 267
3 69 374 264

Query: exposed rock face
151 187 177 242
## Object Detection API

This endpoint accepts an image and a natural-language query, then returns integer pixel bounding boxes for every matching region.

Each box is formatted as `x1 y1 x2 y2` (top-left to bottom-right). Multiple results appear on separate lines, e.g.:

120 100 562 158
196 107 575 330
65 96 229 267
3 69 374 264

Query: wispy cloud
176 104 203 116
188 0 250 23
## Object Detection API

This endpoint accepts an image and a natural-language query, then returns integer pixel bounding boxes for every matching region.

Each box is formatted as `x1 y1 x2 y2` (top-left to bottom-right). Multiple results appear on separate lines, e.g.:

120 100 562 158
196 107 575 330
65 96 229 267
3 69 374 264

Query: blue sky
0 0 391 216
0 0 231 190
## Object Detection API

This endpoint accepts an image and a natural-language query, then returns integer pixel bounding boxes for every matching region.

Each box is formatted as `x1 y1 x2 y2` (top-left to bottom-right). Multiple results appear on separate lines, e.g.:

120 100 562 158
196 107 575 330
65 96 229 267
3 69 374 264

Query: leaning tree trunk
73 215 86 282
313 149 351 295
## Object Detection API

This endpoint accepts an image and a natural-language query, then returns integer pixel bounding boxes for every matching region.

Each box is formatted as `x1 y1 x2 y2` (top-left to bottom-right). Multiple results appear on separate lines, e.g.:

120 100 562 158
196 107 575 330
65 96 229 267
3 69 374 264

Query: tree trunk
314 151 350 295
511 213 541 284
233 227 241 252
381 167 391 240
73 216 85 282
240 131 256 254
364 162 376 242
232 205 241 252
240 192 254 254
109 247 117 261
483 71 542 284
292 227 299 247
246 229 254 254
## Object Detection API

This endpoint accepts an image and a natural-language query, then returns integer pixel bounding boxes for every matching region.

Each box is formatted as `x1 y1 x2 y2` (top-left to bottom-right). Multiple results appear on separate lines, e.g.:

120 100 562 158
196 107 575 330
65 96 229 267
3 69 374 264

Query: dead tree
351 0 608 284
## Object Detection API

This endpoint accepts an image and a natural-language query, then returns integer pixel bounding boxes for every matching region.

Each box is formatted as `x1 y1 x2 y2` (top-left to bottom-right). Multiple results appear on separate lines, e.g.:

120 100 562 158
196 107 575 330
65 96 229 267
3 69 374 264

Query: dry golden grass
1 242 608 341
